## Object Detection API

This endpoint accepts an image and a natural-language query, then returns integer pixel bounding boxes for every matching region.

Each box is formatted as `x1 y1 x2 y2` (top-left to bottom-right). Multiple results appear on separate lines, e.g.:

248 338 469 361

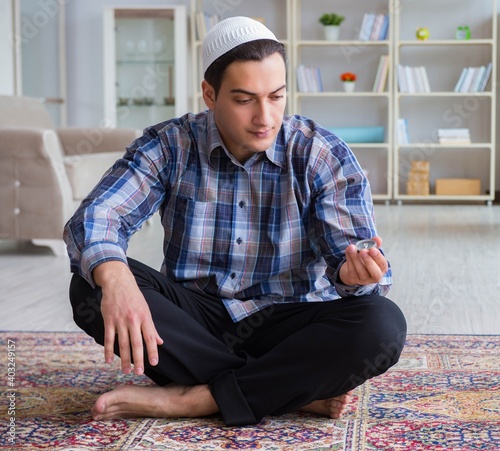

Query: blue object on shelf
329 126 385 143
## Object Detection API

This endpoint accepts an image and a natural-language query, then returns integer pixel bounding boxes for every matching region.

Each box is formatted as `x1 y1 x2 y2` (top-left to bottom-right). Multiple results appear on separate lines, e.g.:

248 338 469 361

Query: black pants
70 258 407 426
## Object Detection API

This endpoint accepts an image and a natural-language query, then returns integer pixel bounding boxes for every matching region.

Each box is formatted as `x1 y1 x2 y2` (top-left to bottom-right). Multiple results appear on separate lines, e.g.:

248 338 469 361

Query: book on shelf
358 13 389 41
397 118 410 144
437 128 471 144
195 11 221 40
296 65 323 93
397 65 430 93
372 55 389 92
454 63 492 92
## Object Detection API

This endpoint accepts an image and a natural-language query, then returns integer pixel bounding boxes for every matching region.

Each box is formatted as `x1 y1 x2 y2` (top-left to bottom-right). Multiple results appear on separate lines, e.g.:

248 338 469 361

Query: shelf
297 40 389 47
104 5 188 129
398 39 494 47
397 194 492 201
297 92 390 97
398 143 492 149
349 143 390 148
292 0 393 201
189 0 495 204
372 194 392 201
393 0 496 202
116 59 175 65
116 104 176 108
397 92 493 97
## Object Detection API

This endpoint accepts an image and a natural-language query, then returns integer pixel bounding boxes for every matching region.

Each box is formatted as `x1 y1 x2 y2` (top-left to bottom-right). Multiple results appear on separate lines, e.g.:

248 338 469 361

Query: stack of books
296 65 323 92
454 63 492 92
437 128 471 144
372 55 390 92
358 13 389 41
397 65 430 93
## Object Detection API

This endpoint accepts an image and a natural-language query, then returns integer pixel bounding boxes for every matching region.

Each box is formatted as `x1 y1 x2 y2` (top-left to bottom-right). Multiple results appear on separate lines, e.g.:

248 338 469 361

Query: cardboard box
435 178 481 195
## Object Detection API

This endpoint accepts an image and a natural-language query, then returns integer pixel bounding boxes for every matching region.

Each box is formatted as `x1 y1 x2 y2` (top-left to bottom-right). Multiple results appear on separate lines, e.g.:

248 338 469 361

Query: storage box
329 126 385 143
435 178 481 195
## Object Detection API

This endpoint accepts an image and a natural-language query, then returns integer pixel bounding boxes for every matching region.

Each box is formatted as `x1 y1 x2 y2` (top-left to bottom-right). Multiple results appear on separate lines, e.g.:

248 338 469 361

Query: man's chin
245 137 276 154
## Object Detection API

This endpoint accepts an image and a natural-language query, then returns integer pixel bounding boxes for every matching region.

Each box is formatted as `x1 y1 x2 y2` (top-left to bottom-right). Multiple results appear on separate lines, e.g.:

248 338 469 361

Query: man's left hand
338 236 388 286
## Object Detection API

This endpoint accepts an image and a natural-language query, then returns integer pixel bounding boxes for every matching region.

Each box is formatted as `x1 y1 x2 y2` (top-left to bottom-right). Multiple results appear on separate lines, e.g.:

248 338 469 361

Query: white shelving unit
103 6 188 130
291 0 394 202
188 0 496 204
393 0 497 204
189 0 292 113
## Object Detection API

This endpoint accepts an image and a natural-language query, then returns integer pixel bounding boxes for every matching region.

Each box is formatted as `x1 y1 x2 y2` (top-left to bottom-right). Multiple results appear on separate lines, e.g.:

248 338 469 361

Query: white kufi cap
202 16 279 74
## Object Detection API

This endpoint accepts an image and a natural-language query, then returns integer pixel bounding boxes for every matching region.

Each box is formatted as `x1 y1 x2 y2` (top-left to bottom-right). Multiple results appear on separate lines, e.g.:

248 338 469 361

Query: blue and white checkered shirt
64 111 391 322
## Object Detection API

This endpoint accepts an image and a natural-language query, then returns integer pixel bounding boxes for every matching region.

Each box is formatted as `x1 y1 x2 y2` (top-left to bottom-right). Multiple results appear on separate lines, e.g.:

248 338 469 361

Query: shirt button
236 237 243 245
238 201 244 208
230 272 236 279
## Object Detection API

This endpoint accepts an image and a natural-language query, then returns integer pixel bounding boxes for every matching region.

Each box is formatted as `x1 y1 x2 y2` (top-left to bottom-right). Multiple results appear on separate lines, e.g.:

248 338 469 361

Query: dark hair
204 39 287 97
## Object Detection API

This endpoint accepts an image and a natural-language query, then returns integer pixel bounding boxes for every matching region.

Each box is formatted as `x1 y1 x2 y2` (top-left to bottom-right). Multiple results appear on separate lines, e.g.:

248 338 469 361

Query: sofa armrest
0 126 74 240
57 127 140 156
64 152 123 201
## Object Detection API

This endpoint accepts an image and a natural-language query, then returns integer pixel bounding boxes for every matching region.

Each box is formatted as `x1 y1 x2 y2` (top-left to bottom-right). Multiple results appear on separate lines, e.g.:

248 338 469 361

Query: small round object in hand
355 239 378 252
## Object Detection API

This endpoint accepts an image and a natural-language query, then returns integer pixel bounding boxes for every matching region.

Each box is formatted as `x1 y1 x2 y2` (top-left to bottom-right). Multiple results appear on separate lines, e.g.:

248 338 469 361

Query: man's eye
236 99 251 104
271 95 284 101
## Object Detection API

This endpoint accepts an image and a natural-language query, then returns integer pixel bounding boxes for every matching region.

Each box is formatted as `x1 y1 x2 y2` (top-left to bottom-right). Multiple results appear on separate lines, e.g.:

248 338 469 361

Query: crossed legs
90 384 354 422
70 258 407 426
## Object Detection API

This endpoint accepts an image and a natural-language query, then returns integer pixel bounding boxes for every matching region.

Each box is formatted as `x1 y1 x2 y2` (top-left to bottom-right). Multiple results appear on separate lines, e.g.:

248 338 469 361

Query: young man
64 16 406 427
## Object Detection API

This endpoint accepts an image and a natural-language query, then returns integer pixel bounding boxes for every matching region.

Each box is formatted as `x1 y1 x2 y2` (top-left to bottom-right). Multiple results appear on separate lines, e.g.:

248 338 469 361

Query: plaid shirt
64 111 391 322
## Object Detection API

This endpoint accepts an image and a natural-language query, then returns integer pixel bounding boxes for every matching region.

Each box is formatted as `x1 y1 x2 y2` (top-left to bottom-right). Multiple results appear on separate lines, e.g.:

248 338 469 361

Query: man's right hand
93 261 164 375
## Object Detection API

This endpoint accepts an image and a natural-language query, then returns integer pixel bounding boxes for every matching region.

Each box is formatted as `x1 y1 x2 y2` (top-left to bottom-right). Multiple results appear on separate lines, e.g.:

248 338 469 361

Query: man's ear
202 80 216 109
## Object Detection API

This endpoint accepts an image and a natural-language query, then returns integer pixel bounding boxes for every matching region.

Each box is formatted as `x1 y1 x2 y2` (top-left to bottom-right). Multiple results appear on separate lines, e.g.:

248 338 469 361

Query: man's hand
338 236 388 286
93 261 164 375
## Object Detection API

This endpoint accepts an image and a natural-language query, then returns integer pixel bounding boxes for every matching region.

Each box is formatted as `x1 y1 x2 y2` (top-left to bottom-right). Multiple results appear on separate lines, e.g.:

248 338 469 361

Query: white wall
65 0 187 127
0 0 18 95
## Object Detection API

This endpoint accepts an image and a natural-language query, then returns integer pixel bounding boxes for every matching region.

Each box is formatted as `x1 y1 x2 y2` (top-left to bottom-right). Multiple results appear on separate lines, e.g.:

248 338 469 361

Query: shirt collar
205 110 286 170
206 110 225 160
265 126 286 169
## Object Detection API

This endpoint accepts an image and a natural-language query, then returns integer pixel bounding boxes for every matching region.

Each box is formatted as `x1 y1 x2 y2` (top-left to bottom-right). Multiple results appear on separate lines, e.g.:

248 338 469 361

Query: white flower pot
343 82 355 92
323 25 340 41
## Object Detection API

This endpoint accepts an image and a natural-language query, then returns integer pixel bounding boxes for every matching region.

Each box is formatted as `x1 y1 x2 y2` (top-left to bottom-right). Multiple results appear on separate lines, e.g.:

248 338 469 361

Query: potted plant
340 72 357 92
319 13 345 41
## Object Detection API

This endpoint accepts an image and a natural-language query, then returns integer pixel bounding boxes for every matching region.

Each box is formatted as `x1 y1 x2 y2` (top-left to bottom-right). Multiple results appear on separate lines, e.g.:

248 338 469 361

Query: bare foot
91 383 219 421
300 390 354 419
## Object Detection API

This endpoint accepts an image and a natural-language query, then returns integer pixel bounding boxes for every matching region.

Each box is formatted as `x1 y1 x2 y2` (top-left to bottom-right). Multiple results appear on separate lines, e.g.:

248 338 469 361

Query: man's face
202 52 287 163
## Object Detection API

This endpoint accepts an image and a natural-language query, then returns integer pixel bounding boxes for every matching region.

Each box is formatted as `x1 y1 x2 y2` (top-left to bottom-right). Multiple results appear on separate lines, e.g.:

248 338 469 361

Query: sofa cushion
64 152 123 201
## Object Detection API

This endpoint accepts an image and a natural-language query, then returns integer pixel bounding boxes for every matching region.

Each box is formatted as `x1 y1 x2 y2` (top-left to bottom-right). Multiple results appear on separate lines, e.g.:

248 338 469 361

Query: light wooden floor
1 204 499 335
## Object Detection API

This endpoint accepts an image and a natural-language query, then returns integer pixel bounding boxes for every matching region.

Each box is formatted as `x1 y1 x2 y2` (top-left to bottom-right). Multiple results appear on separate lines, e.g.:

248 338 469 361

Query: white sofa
0 95 140 255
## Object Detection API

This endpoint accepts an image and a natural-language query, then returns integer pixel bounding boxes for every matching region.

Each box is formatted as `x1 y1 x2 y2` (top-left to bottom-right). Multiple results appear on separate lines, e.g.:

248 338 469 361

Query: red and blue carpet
0 332 499 450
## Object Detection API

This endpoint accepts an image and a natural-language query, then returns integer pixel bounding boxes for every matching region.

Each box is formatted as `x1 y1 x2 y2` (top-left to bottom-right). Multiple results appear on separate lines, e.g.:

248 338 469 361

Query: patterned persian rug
0 332 499 450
